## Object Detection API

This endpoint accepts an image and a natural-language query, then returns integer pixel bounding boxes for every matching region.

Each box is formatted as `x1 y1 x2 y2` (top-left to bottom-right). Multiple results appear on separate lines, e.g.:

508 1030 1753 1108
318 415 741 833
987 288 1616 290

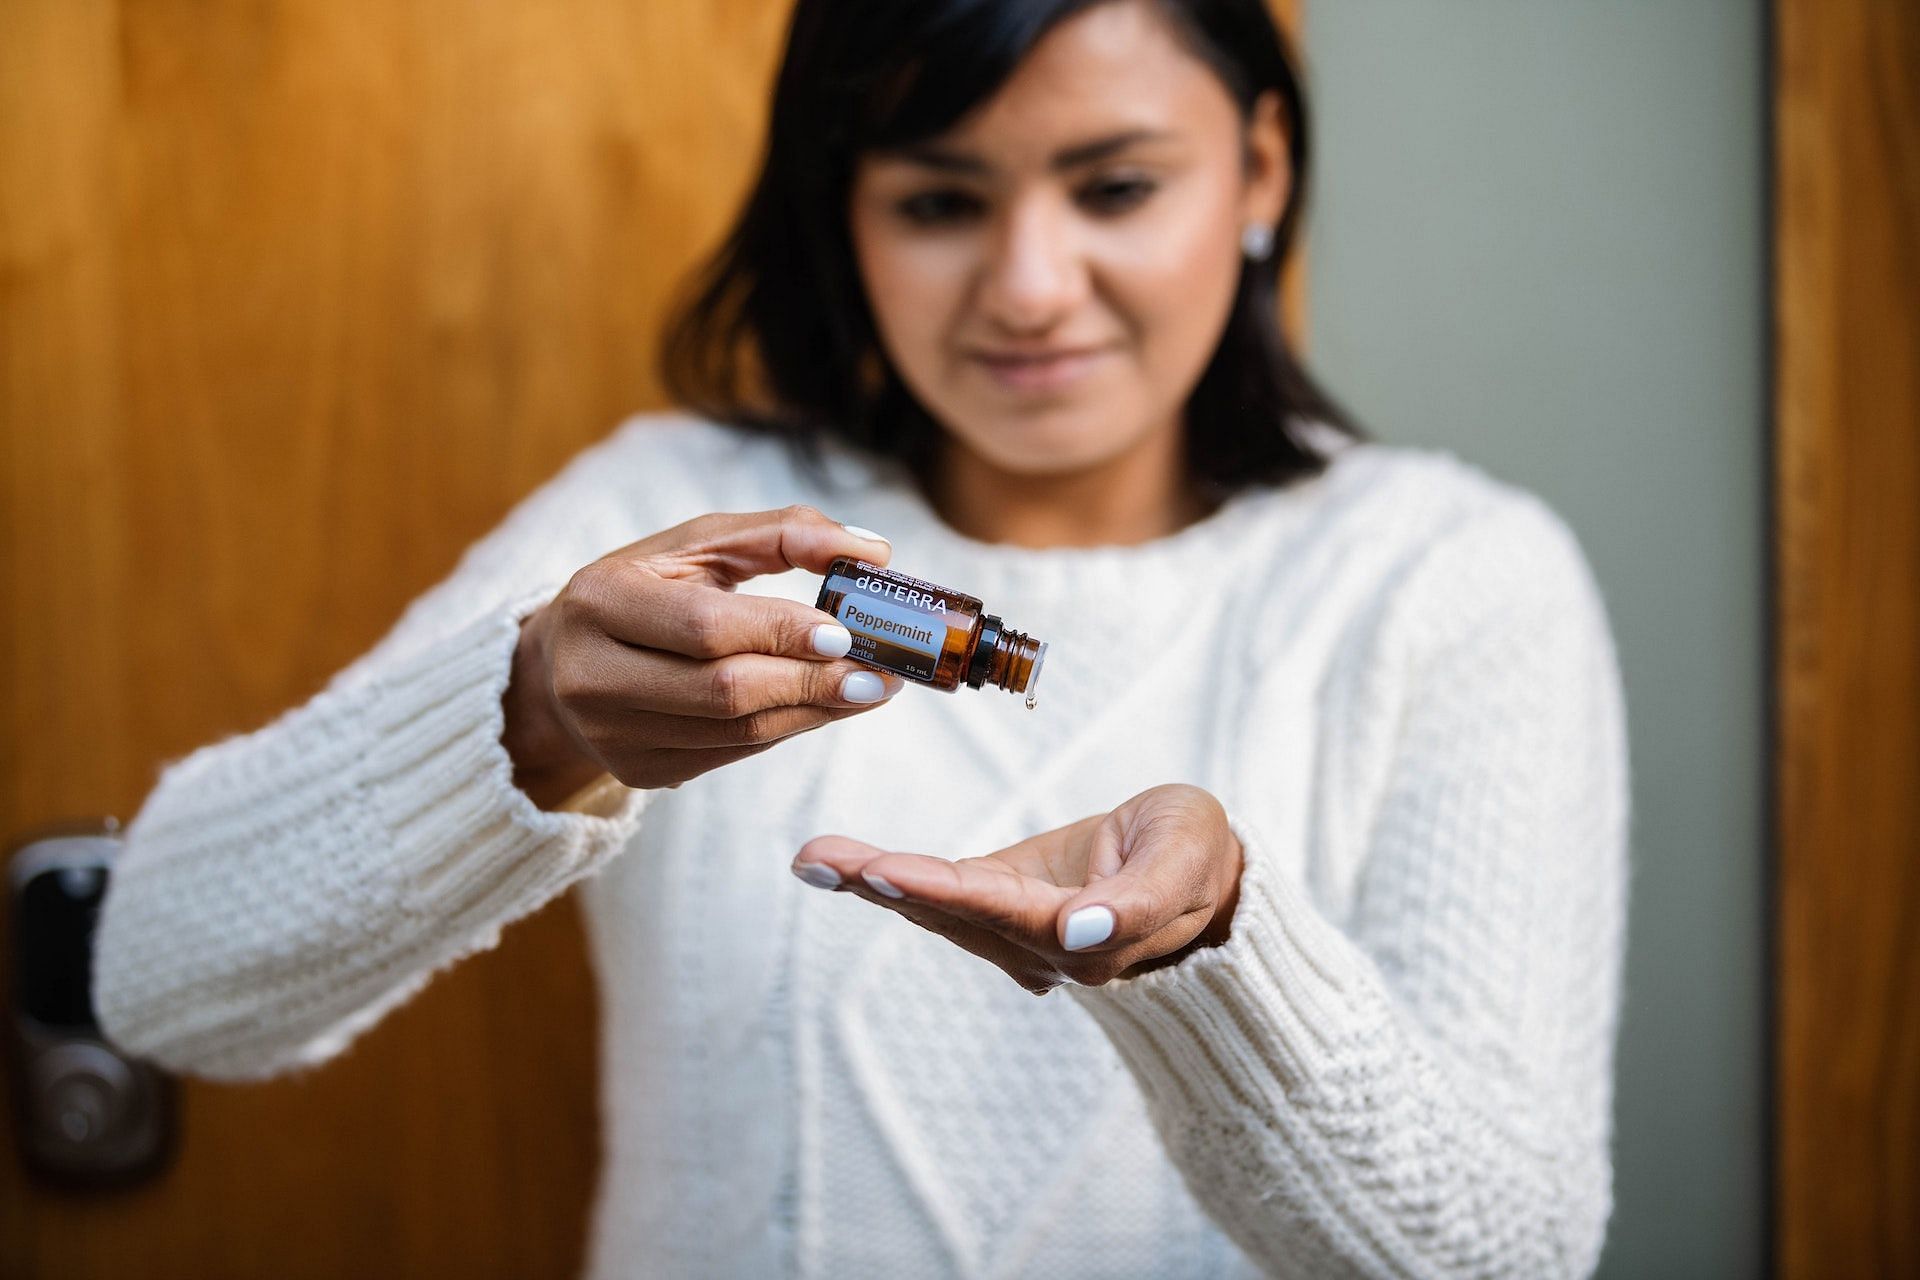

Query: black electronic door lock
7 820 176 1189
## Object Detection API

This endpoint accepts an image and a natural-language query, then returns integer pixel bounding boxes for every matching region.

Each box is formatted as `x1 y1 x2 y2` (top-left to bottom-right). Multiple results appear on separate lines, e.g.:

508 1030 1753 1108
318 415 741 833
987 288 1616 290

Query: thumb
1055 839 1201 957
1056 787 1231 955
638 504 892 589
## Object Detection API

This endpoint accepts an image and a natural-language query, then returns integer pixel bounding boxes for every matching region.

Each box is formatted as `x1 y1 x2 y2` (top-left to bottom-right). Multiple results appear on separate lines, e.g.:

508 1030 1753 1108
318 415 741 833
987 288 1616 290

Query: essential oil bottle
815 557 1048 709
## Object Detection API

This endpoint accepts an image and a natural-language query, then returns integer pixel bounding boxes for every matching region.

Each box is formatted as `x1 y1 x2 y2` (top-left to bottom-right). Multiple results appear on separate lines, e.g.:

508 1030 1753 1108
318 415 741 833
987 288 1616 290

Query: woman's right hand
502 505 901 807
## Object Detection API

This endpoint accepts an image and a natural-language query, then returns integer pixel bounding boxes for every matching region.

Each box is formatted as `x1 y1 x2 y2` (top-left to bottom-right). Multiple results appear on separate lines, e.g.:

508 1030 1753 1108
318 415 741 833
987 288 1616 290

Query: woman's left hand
790 783 1244 994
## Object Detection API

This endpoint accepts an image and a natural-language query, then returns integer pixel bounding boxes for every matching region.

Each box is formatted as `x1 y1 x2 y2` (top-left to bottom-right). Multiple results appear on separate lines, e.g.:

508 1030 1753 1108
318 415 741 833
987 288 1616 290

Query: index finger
633 504 893 590
601 573 858 662
794 839 1073 952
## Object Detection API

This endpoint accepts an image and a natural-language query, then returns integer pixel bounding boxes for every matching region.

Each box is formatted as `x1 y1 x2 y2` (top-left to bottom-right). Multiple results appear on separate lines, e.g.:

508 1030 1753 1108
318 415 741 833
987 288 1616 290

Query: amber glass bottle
815 557 1048 709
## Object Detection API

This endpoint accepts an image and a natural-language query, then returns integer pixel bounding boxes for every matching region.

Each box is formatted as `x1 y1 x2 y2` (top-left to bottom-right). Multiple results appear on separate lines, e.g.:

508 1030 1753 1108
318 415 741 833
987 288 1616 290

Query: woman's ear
1242 88 1291 232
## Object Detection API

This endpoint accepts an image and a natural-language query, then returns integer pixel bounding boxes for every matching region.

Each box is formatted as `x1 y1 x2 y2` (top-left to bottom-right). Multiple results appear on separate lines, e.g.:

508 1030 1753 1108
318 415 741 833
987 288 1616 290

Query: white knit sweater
93 411 1629 1279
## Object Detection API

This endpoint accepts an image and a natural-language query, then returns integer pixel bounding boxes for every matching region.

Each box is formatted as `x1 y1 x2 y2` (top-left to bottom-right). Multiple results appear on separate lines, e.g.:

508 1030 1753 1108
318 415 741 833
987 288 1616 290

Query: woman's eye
889 177 1155 226
895 190 983 225
1080 177 1156 214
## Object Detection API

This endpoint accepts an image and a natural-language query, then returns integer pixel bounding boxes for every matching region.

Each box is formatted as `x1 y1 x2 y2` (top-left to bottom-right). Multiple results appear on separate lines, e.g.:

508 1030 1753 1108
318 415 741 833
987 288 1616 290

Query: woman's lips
970 346 1113 393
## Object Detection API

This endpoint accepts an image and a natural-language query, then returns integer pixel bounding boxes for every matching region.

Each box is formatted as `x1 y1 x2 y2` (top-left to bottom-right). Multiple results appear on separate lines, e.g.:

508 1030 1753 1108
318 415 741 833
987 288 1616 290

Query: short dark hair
658 0 1362 496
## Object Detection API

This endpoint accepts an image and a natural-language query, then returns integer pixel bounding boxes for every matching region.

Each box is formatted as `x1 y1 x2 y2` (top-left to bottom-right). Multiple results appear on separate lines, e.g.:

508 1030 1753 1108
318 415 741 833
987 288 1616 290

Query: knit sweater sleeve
91 419 679 1082
1067 494 1630 1279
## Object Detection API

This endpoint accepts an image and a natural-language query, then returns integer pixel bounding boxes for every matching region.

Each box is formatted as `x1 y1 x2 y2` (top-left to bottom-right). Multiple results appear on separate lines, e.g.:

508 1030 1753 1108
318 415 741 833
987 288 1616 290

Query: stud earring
1241 222 1275 261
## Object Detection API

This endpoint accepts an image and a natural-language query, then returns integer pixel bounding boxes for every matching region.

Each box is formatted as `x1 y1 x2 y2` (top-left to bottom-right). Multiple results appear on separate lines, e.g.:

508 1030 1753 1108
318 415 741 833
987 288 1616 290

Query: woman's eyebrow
886 127 1174 175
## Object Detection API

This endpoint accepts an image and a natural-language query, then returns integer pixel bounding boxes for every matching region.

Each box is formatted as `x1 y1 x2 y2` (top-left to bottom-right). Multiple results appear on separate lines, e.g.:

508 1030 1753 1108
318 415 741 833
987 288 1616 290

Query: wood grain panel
1 2 791 1276
1774 0 1920 1274
1273 0 1306 344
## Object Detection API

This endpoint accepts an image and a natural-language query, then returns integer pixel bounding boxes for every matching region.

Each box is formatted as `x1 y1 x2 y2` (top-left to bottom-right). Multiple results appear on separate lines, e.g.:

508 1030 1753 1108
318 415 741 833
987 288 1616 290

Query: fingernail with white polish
793 861 841 889
1063 905 1116 951
862 870 906 899
841 523 891 547
812 622 853 658
841 671 891 703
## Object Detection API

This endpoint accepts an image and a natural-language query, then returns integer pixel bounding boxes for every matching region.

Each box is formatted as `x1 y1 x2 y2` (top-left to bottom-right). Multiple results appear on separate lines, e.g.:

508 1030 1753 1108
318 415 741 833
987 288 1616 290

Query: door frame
1771 0 1920 1275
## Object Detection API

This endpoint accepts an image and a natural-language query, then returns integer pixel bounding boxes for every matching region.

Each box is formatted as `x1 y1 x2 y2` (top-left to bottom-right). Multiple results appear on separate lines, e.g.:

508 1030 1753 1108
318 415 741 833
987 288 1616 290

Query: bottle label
834 592 944 680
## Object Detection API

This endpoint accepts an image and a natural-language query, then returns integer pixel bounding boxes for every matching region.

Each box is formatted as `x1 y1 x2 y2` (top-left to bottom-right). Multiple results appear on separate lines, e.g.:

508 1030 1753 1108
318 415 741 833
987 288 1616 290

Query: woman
93 0 1629 1276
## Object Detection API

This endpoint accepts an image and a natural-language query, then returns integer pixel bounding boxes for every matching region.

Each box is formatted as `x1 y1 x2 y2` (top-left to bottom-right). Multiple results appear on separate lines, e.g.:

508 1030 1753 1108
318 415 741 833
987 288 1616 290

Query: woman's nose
976 201 1087 333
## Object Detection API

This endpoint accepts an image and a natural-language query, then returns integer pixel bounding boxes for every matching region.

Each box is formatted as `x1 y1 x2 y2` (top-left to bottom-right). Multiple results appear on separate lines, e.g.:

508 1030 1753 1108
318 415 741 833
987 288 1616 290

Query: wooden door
1773 0 1920 1275
0 2 791 1275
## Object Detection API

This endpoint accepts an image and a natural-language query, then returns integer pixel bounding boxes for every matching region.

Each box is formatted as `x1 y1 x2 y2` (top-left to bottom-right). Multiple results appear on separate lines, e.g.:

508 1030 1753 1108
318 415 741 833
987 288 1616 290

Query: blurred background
2 1 1912 1277
1307 9 1769 1276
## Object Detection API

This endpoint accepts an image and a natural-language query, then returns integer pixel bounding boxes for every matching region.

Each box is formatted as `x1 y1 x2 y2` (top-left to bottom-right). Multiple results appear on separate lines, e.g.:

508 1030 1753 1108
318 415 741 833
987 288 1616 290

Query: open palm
791 783 1244 994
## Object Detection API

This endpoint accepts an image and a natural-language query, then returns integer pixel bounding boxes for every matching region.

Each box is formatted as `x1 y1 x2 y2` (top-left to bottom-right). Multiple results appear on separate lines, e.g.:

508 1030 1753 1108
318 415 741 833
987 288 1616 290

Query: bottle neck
967 622 1042 694
986 628 1042 694
963 615 1047 707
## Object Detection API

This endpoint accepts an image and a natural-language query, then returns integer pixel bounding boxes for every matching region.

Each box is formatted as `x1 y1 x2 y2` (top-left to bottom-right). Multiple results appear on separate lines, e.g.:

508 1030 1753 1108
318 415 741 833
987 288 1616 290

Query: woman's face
848 0 1287 481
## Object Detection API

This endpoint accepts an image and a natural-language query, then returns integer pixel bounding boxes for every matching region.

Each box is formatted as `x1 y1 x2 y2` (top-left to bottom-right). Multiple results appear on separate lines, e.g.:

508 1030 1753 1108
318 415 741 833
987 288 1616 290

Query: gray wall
1300 4 1766 1276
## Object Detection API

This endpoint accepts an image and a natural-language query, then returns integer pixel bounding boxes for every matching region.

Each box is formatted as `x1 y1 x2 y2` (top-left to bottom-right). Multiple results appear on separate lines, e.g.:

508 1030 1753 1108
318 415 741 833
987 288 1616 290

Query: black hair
658 0 1362 498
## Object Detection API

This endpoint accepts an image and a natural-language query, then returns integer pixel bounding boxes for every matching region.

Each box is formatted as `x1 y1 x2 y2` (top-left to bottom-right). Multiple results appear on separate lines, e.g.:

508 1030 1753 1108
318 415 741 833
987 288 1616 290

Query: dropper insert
1023 642 1048 710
